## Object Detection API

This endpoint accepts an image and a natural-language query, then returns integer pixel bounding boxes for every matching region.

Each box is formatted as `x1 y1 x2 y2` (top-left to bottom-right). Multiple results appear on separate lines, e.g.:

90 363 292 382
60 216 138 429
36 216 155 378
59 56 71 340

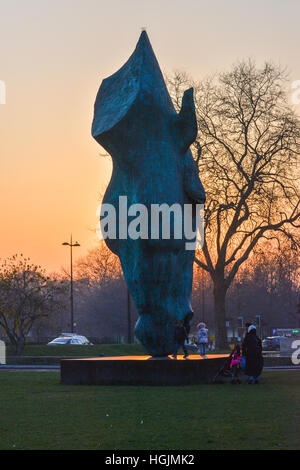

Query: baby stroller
212 345 244 384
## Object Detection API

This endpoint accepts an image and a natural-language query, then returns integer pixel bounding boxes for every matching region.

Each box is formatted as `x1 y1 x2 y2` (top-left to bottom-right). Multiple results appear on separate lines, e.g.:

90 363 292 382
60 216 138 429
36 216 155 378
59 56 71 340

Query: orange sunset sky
1 0 300 273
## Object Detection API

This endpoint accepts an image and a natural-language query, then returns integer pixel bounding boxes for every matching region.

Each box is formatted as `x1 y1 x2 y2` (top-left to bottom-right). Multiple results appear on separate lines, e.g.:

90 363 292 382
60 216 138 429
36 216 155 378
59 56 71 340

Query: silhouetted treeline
31 241 298 343
191 242 299 339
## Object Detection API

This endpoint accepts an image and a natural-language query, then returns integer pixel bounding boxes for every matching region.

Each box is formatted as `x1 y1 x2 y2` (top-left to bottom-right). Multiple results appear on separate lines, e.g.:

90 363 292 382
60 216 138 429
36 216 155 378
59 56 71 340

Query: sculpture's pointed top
92 31 175 140
133 30 164 82
136 29 151 48
139 29 149 38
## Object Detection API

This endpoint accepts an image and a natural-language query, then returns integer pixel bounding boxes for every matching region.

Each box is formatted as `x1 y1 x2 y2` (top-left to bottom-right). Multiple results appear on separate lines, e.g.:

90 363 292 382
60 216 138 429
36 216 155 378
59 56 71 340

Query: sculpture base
61 355 228 385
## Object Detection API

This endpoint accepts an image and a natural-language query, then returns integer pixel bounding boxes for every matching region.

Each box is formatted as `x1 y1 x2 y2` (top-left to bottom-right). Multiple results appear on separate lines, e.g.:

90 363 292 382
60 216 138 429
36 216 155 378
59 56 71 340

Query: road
0 365 59 372
1 364 300 372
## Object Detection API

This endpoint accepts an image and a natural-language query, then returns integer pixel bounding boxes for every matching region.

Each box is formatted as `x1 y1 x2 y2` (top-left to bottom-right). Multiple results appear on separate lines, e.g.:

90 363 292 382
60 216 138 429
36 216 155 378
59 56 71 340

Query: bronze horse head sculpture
92 32 205 356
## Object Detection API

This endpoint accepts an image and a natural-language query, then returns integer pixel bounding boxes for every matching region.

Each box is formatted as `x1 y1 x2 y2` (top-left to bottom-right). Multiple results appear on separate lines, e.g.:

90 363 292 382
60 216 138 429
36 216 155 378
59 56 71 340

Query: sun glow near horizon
1 0 300 273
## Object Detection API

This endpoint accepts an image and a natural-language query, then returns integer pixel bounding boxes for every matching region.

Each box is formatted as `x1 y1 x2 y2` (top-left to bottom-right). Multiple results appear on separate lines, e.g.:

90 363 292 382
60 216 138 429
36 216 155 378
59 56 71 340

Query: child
229 344 242 384
173 320 188 359
196 322 208 358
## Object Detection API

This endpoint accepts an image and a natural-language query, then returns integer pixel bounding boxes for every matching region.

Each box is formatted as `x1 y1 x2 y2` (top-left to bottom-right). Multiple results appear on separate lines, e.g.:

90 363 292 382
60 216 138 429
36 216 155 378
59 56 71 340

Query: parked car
262 336 285 351
47 334 92 346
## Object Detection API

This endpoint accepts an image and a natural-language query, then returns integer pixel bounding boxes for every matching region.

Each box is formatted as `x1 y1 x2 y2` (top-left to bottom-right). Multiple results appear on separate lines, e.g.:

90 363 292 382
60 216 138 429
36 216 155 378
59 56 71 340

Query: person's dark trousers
182 342 188 356
174 342 188 357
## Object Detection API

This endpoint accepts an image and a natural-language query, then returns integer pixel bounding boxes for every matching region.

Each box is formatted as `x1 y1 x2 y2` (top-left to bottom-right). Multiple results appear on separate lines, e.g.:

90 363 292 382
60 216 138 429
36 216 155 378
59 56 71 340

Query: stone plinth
61 355 228 386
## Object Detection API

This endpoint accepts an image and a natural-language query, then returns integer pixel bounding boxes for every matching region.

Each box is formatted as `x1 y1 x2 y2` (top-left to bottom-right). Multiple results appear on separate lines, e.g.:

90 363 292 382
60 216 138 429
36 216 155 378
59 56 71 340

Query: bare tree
229 241 300 332
69 243 131 339
168 61 300 347
0 254 66 354
74 241 122 288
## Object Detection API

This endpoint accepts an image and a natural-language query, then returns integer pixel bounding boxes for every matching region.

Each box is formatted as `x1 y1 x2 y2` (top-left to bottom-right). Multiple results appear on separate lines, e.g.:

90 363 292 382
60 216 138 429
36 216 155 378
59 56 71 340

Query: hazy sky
1 0 300 273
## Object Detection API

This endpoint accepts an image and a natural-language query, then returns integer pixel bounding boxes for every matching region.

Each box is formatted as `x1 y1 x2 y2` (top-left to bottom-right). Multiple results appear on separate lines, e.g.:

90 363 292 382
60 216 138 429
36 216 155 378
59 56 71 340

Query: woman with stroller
242 325 264 384
196 322 208 358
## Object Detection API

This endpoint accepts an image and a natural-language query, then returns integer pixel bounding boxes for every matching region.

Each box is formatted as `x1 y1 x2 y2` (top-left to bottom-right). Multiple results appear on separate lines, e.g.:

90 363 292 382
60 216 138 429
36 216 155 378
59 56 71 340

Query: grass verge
6 343 229 357
0 371 299 450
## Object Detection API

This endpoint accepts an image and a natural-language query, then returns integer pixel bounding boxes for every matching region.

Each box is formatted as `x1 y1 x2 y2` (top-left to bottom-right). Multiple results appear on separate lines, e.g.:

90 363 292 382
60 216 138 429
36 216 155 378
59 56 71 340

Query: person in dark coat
242 325 264 384
244 322 253 335
173 320 188 359
242 322 254 359
183 312 194 336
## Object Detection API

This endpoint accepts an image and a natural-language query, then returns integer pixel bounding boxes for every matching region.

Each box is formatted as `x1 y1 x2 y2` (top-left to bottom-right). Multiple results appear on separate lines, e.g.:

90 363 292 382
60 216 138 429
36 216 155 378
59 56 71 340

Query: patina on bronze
92 32 205 356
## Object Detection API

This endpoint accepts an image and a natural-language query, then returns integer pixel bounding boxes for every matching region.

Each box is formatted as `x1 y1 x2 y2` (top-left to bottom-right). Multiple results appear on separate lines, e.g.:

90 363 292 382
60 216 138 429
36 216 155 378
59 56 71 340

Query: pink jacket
230 356 242 368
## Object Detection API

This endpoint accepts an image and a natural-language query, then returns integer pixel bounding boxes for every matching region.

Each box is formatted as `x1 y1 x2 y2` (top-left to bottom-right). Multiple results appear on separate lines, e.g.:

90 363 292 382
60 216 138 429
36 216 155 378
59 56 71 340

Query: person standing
196 322 209 358
173 320 189 359
242 322 253 362
243 322 253 341
183 312 194 337
242 325 264 384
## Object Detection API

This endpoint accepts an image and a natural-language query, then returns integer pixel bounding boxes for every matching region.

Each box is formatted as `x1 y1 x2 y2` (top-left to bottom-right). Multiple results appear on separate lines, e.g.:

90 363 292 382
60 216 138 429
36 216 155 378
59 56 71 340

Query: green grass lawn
0 371 299 450
7 343 230 357
7 343 146 357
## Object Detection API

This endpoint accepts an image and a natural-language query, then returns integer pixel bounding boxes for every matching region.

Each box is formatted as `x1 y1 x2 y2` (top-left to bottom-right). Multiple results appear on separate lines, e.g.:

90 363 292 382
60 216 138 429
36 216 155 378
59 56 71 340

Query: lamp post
62 235 80 333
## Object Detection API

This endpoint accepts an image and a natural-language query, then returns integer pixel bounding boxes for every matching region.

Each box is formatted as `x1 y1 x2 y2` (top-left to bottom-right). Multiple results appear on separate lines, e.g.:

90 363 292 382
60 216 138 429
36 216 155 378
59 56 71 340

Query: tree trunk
213 280 228 349
14 337 25 356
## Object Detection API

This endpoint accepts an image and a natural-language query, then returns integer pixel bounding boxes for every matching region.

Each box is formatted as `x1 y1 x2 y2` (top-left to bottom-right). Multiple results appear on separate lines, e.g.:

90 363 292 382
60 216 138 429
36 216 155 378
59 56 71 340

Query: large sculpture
92 31 205 356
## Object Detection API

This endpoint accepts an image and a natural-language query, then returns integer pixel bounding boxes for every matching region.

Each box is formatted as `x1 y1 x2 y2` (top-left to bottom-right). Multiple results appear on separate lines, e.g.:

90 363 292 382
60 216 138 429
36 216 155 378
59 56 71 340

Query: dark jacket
242 330 264 377
174 325 188 344
183 312 194 336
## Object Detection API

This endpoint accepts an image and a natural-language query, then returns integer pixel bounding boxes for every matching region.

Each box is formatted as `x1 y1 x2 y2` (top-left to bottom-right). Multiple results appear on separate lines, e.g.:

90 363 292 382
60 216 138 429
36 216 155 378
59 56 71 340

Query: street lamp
62 235 80 333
